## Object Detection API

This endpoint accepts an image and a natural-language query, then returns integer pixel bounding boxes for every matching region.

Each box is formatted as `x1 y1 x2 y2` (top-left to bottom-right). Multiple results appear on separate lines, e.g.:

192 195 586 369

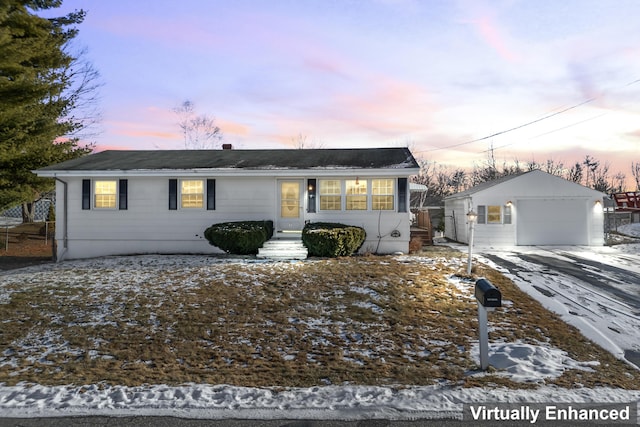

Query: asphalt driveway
477 245 640 369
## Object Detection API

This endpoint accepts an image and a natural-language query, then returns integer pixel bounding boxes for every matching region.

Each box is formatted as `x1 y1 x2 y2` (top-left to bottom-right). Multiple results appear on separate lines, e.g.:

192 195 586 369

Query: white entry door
278 180 304 233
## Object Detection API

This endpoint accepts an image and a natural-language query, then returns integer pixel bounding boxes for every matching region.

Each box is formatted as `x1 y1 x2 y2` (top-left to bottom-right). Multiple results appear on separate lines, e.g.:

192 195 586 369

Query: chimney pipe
222 143 233 150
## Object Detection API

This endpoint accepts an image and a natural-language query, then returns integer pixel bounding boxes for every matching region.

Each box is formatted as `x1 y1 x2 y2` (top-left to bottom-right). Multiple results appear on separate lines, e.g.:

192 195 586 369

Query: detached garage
444 170 605 247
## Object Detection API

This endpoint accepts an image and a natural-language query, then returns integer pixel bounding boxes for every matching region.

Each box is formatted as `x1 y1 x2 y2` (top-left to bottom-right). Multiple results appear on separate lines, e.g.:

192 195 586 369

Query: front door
278 180 304 234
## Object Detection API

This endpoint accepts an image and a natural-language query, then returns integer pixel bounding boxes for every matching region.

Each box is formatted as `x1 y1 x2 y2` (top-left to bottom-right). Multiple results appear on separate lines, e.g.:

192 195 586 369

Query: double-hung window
169 179 215 210
181 180 204 208
346 179 367 210
372 179 394 210
477 205 507 224
83 179 128 210
487 205 502 223
94 180 117 209
319 179 341 210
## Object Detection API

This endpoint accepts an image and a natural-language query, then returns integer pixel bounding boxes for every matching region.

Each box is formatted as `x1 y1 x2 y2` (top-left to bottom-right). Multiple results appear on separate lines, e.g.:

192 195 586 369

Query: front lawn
0 251 636 389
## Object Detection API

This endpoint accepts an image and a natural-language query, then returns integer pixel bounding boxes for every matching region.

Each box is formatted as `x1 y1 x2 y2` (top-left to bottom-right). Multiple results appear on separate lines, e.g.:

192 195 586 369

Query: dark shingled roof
37 148 419 171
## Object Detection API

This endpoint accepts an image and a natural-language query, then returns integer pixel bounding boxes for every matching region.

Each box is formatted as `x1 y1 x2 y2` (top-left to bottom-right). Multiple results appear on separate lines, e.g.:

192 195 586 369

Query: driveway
476 245 640 369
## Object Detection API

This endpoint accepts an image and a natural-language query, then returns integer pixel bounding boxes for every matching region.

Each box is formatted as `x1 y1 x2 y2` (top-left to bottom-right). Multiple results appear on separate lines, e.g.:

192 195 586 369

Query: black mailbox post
474 278 501 370
475 278 502 308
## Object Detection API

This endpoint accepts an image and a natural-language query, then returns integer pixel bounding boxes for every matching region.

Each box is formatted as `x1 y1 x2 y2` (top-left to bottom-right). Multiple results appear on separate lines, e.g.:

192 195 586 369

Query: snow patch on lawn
469 341 599 383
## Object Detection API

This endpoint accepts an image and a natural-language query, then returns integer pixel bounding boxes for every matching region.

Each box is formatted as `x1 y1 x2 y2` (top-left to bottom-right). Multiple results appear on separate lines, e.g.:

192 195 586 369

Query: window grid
346 180 367 210
181 180 204 209
487 205 502 223
319 180 342 210
94 180 117 209
372 179 394 210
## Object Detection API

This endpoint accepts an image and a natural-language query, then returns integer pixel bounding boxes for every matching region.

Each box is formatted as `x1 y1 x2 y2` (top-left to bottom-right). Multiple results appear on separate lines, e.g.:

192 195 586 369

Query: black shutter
398 178 408 213
82 179 91 210
307 179 316 213
119 179 128 210
169 179 177 210
206 179 216 210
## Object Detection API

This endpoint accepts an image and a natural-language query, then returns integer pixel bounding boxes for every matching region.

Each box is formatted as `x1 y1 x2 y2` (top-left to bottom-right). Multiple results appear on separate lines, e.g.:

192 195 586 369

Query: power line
414 77 640 155
480 112 608 153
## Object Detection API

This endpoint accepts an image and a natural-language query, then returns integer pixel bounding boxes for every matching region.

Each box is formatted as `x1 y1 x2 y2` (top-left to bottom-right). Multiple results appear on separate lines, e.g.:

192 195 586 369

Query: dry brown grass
0 223 53 270
0 250 637 390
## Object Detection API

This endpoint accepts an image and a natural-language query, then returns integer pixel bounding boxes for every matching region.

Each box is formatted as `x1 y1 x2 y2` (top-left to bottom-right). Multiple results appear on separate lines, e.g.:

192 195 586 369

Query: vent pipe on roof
222 144 233 150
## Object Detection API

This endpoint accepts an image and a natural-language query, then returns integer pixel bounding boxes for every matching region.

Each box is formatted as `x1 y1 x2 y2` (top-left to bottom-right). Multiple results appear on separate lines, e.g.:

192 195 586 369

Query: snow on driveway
476 224 640 371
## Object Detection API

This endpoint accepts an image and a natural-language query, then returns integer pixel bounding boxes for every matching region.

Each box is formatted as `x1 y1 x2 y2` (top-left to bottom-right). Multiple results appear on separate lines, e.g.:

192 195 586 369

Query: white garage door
517 199 588 245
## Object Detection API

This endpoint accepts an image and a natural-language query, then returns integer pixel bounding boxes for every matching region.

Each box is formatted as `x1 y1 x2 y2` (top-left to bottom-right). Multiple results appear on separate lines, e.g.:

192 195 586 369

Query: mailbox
475 278 501 307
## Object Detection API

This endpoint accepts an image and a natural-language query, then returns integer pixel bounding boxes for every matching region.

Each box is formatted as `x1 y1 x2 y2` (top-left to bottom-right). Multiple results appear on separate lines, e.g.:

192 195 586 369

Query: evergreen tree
0 0 94 220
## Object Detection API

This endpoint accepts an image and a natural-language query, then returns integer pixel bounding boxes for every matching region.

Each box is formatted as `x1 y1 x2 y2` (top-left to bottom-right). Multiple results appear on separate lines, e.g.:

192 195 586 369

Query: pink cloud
458 1 522 63
217 119 251 136
474 16 521 62
625 129 640 141
328 77 437 136
244 68 440 148
94 144 133 152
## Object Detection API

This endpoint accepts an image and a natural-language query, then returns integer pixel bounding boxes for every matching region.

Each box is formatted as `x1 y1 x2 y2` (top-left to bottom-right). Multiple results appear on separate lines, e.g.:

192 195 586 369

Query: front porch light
467 209 477 223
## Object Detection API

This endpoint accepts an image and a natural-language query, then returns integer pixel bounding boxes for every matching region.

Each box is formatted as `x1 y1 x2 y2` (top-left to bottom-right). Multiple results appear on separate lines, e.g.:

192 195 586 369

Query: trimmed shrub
302 222 366 257
204 220 274 255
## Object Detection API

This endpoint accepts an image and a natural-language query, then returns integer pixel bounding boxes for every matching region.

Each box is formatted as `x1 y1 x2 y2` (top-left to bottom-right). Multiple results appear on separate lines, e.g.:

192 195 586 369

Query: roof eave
35 166 420 178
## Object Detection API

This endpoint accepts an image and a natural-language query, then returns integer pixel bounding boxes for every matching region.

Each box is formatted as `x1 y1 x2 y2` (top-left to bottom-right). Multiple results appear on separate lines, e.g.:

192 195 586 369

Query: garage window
487 206 502 223
477 205 505 224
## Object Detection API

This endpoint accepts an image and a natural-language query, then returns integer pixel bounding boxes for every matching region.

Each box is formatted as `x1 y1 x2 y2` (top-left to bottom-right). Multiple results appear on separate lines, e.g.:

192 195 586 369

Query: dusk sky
49 0 639 183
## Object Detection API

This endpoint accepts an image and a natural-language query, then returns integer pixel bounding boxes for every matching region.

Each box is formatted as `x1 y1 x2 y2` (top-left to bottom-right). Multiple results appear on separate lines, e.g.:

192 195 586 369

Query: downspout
54 176 68 261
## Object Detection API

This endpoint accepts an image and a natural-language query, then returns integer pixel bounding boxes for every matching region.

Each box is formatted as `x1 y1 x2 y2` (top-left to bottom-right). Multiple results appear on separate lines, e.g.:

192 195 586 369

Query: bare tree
632 162 640 191
412 159 468 201
292 133 325 149
582 155 600 188
592 161 611 193
544 159 565 177
567 162 583 184
173 100 223 149
611 172 626 193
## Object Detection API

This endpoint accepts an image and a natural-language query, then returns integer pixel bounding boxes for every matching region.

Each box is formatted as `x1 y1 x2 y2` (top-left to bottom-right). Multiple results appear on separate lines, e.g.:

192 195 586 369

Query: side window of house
169 179 214 210
181 180 204 208
372 179 394 210
83 179 128 210
319 179 341 210
346 179 367 210
94 180 117 208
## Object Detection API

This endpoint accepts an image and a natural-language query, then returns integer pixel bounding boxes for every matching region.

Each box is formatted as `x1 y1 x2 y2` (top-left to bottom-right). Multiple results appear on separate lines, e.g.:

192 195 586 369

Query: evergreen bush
302 222 366 257
204 220 274 255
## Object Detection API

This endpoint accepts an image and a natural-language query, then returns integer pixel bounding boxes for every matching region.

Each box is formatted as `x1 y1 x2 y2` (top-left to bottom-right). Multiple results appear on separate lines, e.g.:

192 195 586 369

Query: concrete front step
257 239 308 260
